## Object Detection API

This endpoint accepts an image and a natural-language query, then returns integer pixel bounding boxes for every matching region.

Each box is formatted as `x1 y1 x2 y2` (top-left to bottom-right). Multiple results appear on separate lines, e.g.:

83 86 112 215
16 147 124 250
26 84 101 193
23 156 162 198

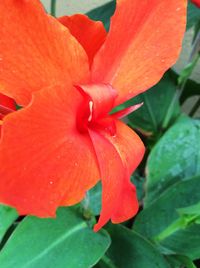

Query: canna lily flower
0 0 186 231
191 0 200 7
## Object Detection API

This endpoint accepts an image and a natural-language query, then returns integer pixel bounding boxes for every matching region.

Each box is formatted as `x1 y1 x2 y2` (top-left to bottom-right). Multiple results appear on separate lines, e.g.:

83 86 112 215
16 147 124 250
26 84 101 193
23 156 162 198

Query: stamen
88 101 93 122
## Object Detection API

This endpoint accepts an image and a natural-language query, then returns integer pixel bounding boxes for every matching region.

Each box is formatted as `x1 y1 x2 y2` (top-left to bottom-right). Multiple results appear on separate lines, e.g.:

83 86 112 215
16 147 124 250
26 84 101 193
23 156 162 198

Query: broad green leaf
159 225 200 260
128 72 180 135
144 116 200 206
153 203 200 244
87 182 102 216
87 1 115 31
152 202 200 247
187 2 200 30
0 205 18 243
105 224 169 268
134 175 200 242
131 172 145 202
81 183 102 217
154 203 200 259
0 207 110 268
166 255 184 268
167 255 197 268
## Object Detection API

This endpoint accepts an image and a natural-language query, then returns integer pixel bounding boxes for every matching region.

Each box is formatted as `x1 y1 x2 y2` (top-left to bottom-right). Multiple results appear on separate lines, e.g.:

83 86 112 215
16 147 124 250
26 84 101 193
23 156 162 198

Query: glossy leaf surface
105 224 170 268
0 205 18 243
128 72 180 135
144 117 200 206
0 207 110 268
134 175 200 257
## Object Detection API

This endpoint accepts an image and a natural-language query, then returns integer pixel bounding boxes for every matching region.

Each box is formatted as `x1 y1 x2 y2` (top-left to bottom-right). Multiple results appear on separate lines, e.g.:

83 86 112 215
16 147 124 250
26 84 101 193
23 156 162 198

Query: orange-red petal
0 82 99 217
58 14 107 66
0 0 89 106
89 120 145 231
92 0 187 105
105 121 145 223
0 94 16 111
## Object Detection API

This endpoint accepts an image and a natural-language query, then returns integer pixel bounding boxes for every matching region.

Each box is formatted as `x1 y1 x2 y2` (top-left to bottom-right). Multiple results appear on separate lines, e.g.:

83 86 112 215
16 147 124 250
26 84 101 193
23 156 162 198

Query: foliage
0 1 200 268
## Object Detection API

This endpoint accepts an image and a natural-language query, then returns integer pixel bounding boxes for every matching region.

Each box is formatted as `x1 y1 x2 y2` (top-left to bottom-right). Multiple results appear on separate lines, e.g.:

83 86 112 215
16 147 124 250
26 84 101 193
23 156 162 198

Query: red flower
0 0 186 231
191 0 200 8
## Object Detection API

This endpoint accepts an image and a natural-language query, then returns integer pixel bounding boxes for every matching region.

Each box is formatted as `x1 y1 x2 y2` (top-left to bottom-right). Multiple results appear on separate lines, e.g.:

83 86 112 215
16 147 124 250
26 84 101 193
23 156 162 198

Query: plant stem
154 213 198 243
50 0 57 17
101 255 117 268
162 76 186 129
176 256 197 268
189 97 200 117
154 218 183 242
162 37 200 129
190 30 200 61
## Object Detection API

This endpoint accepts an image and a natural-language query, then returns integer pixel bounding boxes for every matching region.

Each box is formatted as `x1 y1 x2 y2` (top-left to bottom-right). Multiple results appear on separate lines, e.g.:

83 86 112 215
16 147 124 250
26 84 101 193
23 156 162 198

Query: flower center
75 83 143 135
76 83 118 135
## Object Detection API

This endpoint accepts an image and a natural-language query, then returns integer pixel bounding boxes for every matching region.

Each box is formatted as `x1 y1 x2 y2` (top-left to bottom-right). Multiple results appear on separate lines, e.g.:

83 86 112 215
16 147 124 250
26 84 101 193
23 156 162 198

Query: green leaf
105 224 170 268
187 2 200 30
127 71 180 135
178 54 200 86
144 116 200 206
0 207 110 268
86 1 115 31
87 182 102 216
153 203 200 244
154 204 200 259
167 255 197 268
95 255 117 268
133 175 200 258
131 172 145 202
0 205 18 243
180 78 200 104
159 225 200 260
178 202 200 219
